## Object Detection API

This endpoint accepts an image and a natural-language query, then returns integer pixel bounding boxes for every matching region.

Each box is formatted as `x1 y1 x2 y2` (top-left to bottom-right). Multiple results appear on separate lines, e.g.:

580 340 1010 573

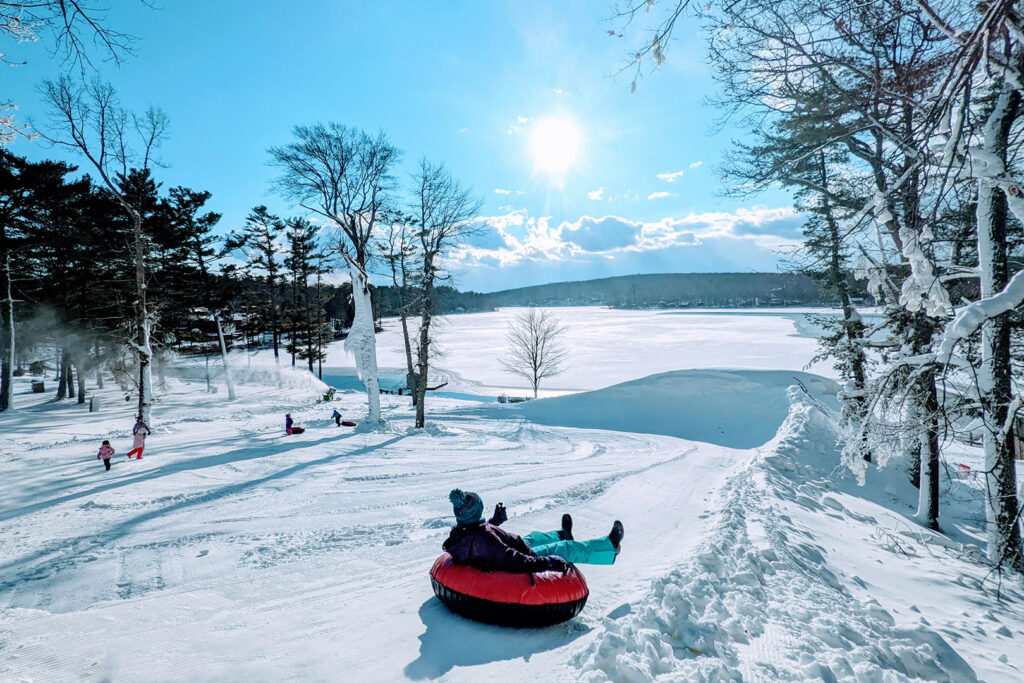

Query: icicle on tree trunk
344 257 381 423
214 312 236 401
268 123 399 424
974 82 1024 571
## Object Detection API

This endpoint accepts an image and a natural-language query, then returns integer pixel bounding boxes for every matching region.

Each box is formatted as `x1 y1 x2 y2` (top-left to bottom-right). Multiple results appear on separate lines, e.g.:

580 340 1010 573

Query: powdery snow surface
2 310 1024 682
326 307 835 397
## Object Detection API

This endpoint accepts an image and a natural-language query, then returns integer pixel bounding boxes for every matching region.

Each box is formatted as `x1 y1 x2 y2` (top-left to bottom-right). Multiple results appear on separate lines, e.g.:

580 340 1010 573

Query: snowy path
0 378 747 681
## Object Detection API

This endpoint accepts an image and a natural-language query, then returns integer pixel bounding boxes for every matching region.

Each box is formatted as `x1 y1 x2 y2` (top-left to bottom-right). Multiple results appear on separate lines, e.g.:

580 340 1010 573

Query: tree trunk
415 307 432 429
76 358 86 405
129 209 154 424
344 258 381 423
820 152 869 461
976 82 1024 571
304 275 314 373
56 348 69 400
316 272 324 379
399 312 417 407
156 347 167 391
0 234 14 412
915 369 941 531
65 354 75 399
215 313 236 400
94 340 104 389
269 274 280 363
907 440 922 489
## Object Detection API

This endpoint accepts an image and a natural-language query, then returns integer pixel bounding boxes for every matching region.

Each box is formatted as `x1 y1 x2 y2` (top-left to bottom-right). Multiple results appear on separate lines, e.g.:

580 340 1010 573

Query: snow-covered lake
325 307 835 397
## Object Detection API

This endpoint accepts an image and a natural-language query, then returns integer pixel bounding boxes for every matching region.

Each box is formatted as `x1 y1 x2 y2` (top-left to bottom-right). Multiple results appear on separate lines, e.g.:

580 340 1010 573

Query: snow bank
574 390 980 682
509 369 840 448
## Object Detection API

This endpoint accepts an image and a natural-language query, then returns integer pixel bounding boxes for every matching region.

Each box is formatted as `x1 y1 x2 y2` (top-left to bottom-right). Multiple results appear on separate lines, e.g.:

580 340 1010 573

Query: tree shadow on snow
0 431 363 523
0 435 409 589
403 597 588 679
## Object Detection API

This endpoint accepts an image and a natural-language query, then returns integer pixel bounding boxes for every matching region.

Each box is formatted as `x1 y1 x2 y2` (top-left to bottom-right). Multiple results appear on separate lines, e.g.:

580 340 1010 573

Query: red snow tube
341 421 357 427
430 552 588 627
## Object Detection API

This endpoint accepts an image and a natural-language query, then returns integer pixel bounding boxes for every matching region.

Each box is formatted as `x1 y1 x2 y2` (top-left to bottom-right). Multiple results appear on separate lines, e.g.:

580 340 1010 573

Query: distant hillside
372 272 855 316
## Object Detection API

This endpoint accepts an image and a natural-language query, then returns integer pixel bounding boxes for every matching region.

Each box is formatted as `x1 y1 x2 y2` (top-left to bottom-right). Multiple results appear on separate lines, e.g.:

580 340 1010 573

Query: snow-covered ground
2 308 1024 681
328 307 834 398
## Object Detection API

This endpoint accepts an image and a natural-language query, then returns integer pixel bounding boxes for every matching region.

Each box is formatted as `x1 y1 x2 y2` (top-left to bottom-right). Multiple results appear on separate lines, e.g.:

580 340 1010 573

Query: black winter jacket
442 522 557 573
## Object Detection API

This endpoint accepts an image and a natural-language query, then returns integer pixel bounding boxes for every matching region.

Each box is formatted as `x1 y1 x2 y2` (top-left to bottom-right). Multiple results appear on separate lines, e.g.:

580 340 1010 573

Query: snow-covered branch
937 269 1024 364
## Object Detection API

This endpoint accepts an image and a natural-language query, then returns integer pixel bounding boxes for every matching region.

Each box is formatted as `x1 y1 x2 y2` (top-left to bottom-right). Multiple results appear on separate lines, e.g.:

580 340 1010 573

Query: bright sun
530 117 582 175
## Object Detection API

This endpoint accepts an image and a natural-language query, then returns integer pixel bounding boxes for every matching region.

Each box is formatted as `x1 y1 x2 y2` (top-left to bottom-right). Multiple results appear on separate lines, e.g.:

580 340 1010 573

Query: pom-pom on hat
449 488 484 526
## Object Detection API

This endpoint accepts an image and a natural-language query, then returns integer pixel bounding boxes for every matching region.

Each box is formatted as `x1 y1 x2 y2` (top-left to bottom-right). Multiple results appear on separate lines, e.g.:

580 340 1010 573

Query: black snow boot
558 513 574 541
609 520 624 551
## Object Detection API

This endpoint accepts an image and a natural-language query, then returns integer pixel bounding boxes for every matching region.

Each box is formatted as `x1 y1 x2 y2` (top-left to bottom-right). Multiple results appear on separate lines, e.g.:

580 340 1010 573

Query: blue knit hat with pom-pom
449 489 484 525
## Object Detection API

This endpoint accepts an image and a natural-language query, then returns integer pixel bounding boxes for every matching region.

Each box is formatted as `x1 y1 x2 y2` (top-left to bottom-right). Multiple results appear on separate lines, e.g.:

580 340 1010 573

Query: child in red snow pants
128 418 150 459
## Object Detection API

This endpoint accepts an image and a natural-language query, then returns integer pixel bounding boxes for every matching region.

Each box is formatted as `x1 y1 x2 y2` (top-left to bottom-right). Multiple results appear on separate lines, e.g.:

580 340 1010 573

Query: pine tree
225 206 285 362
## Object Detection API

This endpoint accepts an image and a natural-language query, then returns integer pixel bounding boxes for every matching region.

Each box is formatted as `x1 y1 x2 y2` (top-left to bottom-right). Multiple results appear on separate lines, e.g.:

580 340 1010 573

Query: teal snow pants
523 529 618 565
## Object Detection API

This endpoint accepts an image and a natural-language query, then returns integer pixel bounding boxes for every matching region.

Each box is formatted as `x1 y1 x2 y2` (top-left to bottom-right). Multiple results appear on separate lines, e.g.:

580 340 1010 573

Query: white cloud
515 190 525 196
507 125 519 135
493 188 511 195
552 88 564 95
457 127 469 133
648 191 672 200
656 171 685 182
448 206 802 271
689 160 703 169
588 187 605 200
517 115 528 124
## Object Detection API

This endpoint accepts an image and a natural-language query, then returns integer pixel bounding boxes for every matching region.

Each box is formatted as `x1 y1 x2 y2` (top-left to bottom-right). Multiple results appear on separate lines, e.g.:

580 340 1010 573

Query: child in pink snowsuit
127 417 150 460
97 440 115 471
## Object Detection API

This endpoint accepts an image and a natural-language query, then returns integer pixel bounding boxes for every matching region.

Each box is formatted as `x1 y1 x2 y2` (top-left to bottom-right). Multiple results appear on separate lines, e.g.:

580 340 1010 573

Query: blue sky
6 1 798 292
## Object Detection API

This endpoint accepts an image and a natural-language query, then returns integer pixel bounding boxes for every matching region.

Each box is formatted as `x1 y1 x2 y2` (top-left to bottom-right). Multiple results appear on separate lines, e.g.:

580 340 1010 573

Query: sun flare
530 117 582 175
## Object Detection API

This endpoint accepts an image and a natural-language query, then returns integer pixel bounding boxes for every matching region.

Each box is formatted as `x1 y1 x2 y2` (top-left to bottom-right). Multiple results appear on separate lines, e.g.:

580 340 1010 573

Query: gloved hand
540 555 568 574
488 502 508 526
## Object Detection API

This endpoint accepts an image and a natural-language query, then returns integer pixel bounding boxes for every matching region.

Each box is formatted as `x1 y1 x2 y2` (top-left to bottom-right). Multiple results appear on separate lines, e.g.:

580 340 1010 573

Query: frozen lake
324 307 834 396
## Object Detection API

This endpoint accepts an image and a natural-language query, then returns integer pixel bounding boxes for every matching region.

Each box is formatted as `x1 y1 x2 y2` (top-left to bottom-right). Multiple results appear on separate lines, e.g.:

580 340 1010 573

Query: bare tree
38 76 168 424
409 159 482 427
377 216 418 398
2 0 146 144
269 123 400 424
500 308 569 399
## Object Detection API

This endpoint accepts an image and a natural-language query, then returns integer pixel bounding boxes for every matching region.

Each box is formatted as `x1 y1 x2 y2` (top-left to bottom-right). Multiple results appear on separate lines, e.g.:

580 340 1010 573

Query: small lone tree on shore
500 308 568 398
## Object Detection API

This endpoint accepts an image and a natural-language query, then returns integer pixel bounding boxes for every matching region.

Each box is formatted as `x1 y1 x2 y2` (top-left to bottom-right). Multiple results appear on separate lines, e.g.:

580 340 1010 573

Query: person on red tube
442 489 623 573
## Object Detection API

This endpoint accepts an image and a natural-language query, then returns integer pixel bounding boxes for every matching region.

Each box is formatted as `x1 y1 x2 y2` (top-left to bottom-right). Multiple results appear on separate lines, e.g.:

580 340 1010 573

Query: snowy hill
505 369 840 448
2 358 1023 681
